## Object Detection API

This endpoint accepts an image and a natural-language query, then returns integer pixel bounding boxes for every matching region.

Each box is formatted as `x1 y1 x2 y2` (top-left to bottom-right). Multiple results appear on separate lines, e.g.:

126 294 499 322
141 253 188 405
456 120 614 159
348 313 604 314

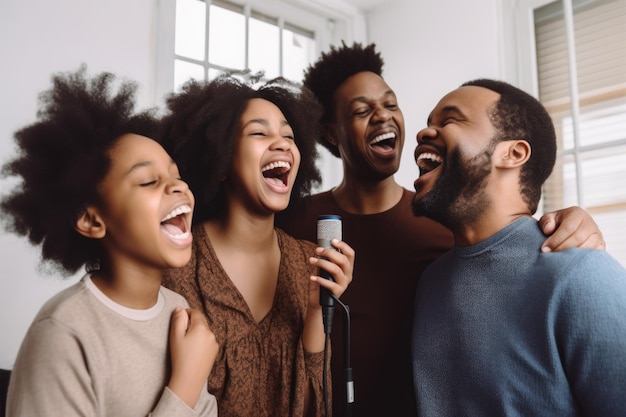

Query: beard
411 144 494 230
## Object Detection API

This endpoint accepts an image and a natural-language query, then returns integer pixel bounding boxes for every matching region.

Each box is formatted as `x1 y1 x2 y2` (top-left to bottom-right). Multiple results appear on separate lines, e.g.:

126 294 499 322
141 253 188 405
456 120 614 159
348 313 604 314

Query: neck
90 265 162 309
205 208 276 252
332 175 404 214
452 206 532 246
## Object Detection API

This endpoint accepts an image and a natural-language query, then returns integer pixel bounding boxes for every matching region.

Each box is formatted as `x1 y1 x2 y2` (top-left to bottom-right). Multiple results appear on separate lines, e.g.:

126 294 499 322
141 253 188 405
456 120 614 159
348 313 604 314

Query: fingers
168 308 218 408
169 307 190 339
310 239 354 297
539 206 606 252
538 212 557 236
185 308 209 333
578 233 606 250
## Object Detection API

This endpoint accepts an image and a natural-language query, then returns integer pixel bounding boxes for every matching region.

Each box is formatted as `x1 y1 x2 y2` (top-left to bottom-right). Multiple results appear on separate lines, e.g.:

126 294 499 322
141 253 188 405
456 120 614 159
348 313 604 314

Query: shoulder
542 248 626 287
16 278 98 354
35 278 91 323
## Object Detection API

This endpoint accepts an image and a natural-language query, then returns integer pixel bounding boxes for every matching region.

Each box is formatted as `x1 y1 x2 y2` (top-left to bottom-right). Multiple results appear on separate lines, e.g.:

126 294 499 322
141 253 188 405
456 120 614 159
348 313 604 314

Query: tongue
264 177 284 187
161 223 184 235
374 142 393 151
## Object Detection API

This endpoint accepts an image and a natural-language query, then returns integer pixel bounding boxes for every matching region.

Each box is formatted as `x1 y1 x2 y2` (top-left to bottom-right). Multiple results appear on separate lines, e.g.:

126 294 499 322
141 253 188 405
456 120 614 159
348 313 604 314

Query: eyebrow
427 105 466 125
126 158 176 175
347 89 396 107
242 118 290 129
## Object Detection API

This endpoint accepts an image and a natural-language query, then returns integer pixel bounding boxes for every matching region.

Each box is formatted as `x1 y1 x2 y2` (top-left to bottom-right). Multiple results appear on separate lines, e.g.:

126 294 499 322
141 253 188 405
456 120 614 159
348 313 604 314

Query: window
173 0 328 89
518 0 626 267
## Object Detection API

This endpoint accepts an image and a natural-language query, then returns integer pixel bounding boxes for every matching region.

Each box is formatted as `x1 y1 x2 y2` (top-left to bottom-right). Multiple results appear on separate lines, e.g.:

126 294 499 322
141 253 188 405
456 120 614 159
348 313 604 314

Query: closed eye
139 180 157 187
440 118 459 127
353 108 370 117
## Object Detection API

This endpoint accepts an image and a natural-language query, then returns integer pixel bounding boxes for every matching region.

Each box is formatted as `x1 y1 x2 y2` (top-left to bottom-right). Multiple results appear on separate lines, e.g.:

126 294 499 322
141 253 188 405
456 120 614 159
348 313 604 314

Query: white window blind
534 0 626 266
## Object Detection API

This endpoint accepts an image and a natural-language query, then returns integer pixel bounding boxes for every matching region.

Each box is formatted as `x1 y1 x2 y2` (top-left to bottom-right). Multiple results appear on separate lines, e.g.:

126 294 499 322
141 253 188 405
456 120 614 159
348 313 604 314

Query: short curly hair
159 75 322 224
461 79 557 213
303 41 384 157
1 66 158 276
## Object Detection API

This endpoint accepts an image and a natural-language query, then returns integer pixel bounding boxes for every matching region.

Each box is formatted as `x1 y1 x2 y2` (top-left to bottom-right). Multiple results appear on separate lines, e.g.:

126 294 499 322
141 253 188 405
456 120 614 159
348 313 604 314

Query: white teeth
161 204 192 222
370 132 396 144
261 161 291 172
417 152 443 163
169 231 191 240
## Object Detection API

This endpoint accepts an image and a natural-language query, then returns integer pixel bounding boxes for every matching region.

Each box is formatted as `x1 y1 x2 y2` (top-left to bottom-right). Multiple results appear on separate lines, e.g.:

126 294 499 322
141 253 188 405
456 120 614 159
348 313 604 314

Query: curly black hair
303 41 384 157
159 75 322 224
0 66 159 277
461 79 557 213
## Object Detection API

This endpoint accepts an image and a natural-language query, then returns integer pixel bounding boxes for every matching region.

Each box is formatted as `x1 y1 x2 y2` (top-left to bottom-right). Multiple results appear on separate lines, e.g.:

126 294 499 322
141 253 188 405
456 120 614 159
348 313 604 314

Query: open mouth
416 151 443 176
160 204 192 240
262 160 291 187
369 131 397 152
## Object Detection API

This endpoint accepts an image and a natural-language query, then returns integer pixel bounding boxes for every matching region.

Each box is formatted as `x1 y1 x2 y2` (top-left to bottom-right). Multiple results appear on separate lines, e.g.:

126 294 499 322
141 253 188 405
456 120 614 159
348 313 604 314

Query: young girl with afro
2 67 219 417
159 75 354 417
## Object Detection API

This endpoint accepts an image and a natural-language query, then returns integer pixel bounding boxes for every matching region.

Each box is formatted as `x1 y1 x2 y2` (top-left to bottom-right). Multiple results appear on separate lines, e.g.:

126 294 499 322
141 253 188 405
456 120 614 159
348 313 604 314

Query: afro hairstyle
0 65 159 276
303 41 384 157
159 74 322 224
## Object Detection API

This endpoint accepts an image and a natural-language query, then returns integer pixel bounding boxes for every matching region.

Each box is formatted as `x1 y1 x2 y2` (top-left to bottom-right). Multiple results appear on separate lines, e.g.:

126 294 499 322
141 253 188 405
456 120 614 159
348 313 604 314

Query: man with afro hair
276 41 605 417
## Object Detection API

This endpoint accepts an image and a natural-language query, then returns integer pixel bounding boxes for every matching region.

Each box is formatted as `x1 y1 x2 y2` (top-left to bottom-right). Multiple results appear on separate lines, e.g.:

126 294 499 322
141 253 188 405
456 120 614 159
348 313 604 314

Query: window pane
249 16 279 78
209 4 245 70
579 145 626 207
562 100 626 149
174 59 205 90
175 0 206 60
593 209 626 267
282 29 315 82
208 67 222 81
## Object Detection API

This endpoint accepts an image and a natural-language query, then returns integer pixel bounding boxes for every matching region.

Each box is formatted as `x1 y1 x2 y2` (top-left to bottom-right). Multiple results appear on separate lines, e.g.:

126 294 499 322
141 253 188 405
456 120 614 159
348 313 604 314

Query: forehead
242 98 286 121
108 133 170 172
431 85 500 119
334 71 394 103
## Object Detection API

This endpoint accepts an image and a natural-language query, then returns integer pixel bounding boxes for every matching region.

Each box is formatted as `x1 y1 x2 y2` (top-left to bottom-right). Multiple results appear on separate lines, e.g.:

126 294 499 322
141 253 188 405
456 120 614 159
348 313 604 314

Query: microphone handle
319 268 335 307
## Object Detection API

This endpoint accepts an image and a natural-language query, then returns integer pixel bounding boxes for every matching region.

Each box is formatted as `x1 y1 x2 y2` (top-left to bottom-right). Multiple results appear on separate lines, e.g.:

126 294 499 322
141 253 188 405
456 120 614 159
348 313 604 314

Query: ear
75 207 106 239
324 123 339 147
495 140 531 169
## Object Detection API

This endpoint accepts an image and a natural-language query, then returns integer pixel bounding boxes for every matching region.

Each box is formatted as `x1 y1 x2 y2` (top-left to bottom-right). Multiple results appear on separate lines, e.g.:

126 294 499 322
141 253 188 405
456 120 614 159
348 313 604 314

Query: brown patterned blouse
163 225 326 417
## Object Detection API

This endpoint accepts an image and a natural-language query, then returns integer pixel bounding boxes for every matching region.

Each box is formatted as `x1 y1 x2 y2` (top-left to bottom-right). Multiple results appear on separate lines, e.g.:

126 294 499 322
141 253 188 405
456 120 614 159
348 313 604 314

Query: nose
372 106 392 123
416 126 437 145
270 135 293 152
166 177 190 194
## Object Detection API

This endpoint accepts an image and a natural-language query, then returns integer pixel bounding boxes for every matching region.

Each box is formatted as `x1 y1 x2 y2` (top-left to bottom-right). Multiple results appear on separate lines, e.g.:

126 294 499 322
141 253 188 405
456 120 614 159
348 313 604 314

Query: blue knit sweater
412 217 626 416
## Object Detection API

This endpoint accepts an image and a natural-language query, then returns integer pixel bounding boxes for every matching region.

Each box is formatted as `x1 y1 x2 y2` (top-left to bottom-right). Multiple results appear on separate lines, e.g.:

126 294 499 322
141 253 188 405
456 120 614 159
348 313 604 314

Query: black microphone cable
321 292 353 417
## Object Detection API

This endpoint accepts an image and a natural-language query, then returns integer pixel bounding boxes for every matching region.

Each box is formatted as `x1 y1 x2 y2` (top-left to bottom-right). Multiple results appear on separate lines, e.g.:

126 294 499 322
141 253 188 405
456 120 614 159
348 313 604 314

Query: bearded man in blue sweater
410 78 626 416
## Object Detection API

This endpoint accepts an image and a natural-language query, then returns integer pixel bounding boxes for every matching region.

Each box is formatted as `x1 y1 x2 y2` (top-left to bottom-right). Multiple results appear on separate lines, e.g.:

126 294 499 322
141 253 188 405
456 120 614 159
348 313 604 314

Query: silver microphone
317 215 341 333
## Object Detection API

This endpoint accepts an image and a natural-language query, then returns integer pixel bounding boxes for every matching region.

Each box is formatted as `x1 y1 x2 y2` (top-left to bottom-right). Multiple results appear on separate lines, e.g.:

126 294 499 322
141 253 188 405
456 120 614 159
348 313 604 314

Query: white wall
0 0 160 370
0 0 518 370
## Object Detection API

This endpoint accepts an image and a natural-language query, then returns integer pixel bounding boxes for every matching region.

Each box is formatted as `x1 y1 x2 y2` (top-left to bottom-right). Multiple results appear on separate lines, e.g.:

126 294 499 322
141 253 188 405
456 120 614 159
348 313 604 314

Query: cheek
395 112 405 129
291 147 301 172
